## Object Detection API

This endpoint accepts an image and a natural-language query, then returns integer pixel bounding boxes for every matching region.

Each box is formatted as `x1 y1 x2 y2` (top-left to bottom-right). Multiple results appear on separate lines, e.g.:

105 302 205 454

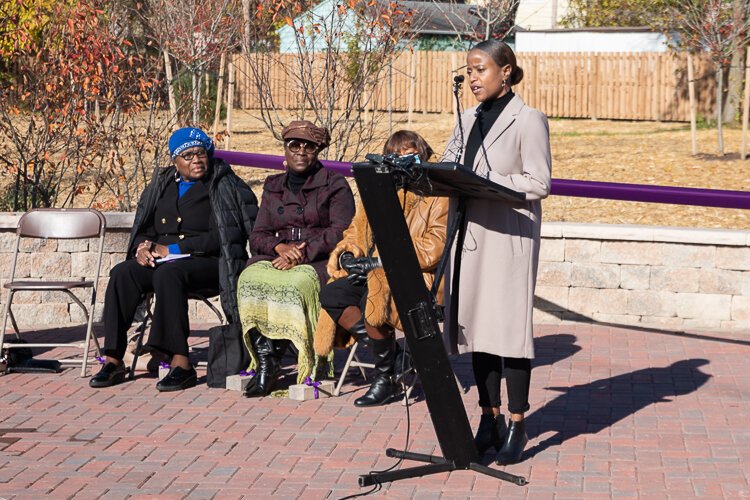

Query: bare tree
675 0 750 155
145 0 243 125
238 0 416 161
432 0 519 43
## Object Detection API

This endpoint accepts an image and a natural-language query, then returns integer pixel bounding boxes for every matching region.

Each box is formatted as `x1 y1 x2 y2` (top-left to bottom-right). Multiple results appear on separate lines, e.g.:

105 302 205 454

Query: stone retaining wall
2 213 749 332
536 224 750 331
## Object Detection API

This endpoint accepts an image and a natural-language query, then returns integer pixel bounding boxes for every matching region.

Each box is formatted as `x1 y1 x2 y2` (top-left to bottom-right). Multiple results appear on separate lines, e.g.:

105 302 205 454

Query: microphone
452 75 464 94
452 74 465 163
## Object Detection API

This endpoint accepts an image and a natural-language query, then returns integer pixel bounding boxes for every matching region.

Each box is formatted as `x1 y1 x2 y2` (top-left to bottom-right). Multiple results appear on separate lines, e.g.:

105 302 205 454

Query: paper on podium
155 253 191 264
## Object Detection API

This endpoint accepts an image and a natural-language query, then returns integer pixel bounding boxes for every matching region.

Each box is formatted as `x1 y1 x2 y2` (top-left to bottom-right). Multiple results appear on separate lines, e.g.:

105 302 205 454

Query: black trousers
103 258 220 359
473 352 531 414
319 278 369 323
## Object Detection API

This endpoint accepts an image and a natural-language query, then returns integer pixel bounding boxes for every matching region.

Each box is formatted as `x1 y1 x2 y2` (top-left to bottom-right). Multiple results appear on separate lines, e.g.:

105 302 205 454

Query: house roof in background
384 0 481 36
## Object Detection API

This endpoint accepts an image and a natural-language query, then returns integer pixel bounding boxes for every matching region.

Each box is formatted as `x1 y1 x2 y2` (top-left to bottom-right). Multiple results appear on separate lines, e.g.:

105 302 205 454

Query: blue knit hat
168 127 215 159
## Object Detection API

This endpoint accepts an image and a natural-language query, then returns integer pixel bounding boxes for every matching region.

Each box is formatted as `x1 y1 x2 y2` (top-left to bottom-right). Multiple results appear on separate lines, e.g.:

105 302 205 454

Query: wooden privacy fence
233 51 716 122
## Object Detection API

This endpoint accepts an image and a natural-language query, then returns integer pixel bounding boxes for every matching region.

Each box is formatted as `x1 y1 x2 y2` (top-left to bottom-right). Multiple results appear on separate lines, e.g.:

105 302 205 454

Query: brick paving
0 322 749 498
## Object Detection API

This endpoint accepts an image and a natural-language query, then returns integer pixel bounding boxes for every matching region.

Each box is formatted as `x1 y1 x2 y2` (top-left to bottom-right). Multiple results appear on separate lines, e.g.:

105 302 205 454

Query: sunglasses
286 140 318 154
177 150 208 162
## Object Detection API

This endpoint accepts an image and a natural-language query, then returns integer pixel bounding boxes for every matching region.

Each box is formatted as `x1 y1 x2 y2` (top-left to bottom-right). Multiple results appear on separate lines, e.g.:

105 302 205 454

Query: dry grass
4 109 748 229
228 110 750 231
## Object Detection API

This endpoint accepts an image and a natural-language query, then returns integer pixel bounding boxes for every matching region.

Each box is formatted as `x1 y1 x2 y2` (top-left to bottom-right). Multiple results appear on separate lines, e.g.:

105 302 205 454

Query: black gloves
343 256 381 275
339 252 381 286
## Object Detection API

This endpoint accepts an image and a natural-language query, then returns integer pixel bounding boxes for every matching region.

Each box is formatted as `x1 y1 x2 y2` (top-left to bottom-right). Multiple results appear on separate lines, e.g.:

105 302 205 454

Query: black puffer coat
128 158 259 324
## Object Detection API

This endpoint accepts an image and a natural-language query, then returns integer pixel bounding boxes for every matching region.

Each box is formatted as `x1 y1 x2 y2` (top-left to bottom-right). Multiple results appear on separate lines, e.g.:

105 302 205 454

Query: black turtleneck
462 91 514 171
287 162 321 194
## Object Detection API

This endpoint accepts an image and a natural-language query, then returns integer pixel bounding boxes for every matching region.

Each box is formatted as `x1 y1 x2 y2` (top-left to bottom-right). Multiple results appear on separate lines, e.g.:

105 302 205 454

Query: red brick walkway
0 322 748 498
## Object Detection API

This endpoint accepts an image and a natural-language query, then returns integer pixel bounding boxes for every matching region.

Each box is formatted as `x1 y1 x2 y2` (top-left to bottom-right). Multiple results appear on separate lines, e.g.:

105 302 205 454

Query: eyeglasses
286 140 318 154
177 150 208 162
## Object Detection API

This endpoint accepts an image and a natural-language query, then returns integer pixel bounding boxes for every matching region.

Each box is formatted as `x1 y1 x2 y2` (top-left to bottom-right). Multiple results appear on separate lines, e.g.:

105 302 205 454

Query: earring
502 78 507 88
174 170 180 182
283 160 288 167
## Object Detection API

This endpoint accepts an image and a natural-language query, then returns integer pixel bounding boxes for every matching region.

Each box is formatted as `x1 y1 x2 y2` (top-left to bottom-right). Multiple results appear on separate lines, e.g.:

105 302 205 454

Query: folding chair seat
127 289 224 379
0 208 106 377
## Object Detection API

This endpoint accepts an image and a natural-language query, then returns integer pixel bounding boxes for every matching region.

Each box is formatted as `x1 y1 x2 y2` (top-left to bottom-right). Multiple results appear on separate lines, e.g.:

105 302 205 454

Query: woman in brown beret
237 120 355 397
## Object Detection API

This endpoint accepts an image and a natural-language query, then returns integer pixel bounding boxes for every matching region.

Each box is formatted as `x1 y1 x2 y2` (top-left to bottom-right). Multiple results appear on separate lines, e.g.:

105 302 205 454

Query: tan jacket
313 190 448 357
442 94 551 359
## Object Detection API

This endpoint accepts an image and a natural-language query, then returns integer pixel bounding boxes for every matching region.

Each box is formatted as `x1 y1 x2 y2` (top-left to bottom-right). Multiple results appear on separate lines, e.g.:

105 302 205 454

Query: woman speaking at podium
443 40 551 465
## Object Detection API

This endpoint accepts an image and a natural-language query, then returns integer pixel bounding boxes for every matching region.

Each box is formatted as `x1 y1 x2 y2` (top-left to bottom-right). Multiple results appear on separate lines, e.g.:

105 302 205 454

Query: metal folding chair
333 340 374 397
127 290 224 379
0 208 106 377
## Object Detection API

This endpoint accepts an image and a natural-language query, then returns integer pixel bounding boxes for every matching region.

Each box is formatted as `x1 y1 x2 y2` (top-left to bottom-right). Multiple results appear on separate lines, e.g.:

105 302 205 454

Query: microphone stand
453 76 465 164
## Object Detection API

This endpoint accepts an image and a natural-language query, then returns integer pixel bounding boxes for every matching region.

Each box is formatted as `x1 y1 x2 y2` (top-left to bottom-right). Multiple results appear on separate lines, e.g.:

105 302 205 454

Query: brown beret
281 120 330 149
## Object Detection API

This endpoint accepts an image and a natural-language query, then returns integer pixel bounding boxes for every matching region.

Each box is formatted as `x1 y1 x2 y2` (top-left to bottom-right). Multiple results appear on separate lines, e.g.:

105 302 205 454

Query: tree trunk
723 47 744 124
192 70 201 125
163 49 177 127
717 66 725 156
742 47 750 159
687 52 698 156
213 53 226 137
242 0 251 52
484 3 491 40
723 0 747 124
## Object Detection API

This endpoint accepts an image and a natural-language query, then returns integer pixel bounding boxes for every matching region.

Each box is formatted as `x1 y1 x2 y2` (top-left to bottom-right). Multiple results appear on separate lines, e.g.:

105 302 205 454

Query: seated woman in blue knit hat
90 127 259 392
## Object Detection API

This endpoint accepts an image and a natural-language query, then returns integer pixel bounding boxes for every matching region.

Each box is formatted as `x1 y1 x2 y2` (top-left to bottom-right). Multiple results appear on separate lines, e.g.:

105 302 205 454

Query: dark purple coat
248 164 355 283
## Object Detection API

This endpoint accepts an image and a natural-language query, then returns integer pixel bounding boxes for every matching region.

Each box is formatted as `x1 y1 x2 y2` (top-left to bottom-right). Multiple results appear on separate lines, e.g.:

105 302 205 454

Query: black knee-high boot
243 330 281 398
353 337 399 407
346 317 370 347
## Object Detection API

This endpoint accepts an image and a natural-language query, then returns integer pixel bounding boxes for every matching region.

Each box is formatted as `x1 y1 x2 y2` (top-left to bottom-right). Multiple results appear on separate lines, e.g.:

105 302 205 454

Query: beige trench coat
442 94 551 359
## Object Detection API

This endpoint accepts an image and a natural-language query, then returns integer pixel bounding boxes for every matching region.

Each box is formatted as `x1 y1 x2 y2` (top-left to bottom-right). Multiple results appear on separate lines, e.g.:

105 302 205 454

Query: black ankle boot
243 331 281 398
474 414 508 455
347 317 370 347
354 337 399 407
495 419 528 465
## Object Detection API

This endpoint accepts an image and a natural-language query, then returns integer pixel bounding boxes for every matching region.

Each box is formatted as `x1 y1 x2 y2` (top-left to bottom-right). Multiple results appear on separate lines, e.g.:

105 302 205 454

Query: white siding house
514 0 570 30
515 27 671 53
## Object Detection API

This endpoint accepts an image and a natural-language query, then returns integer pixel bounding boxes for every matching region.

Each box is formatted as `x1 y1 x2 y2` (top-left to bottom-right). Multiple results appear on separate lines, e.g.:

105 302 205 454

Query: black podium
351 156 528 487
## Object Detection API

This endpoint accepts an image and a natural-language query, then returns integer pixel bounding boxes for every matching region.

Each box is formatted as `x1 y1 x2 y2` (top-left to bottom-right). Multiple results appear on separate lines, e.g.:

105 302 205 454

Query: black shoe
89 362 127 388
495 419 528 465
353 337 399 407
474 414 508 455
243 330 281 398
354 375 399 407
156 366 197 392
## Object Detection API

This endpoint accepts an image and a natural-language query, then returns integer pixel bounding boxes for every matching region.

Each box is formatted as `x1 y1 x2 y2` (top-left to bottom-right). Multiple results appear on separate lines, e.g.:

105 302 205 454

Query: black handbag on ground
2 338 62 374
206 321 250 388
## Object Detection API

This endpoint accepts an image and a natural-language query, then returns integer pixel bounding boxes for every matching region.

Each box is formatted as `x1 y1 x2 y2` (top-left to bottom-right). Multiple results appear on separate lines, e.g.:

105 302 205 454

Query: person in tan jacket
443 40 551 465
314 131 448 407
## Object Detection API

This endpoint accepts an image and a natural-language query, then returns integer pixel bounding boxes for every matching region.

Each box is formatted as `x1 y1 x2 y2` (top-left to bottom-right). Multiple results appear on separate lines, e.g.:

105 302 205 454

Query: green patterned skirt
237 260 321 383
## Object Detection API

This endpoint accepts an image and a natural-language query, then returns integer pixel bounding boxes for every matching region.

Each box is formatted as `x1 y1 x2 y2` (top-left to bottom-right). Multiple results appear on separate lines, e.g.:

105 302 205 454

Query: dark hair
383 130 434 161
472 40 524 86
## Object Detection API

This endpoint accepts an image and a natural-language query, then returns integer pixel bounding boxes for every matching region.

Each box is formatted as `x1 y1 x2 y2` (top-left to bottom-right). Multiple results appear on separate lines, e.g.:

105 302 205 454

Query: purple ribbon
215 149 750 210
240 369 256 377
95 356 105 365
159 361 170 369
304 376 321 399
